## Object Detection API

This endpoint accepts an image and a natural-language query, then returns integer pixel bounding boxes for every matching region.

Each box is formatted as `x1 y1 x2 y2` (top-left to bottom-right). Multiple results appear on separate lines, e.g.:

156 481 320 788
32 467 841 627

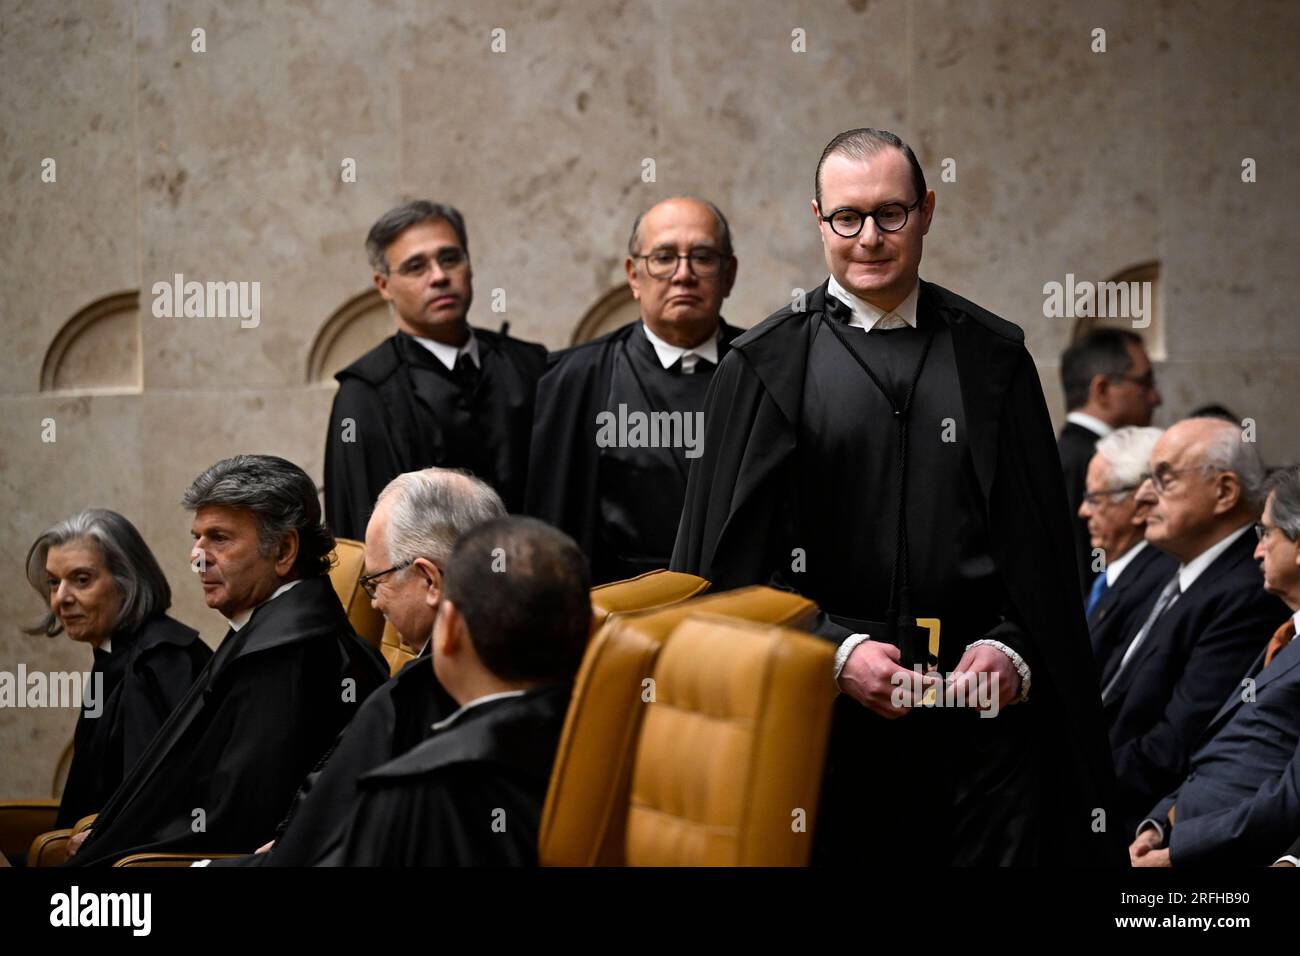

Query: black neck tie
453 352 480 395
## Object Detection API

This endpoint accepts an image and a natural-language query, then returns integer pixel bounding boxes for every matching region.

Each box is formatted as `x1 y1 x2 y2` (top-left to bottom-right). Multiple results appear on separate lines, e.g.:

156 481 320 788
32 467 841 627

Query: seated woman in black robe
25 509 212 828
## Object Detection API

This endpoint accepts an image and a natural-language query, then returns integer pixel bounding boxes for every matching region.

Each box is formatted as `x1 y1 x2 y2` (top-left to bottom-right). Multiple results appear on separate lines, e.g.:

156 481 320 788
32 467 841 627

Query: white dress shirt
826 274 919 331
412 332 480 371
641 322 720 375
430 689 527 733
1106 539 1150 587
1066 410 1114 439
225 578 303 632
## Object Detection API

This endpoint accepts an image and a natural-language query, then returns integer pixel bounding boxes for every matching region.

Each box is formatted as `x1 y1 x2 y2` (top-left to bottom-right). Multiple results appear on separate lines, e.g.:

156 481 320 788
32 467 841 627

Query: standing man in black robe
341 517 589 867
526 197 740 583
211 468 505 867
325 201 547 539
67 455 386 866
672 128 1125 865
1058 330 1162 594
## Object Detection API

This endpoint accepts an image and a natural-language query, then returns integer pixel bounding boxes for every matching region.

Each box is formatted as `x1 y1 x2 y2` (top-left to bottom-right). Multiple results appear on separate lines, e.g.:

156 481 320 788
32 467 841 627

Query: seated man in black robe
25 509 211 830
526 197 740 583
325 200 547 539
210 468 506 866
66 455 387 866
672 127 1125 865
1078 426 1176 677
341 516 589 866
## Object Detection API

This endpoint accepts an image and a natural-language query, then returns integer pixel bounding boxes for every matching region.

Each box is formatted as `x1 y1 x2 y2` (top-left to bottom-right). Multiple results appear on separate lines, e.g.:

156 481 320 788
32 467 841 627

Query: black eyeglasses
393 248 468 278
821 199 922 238
359 561 412 599
1082 482 1145 506
1148 465 1219 496
1110 371 1157 391
1255 522 1286 543
635 248 726 279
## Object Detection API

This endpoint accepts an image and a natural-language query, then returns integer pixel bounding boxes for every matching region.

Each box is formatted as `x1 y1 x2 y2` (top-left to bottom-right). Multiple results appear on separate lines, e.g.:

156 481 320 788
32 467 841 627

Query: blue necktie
1086 573 1109 618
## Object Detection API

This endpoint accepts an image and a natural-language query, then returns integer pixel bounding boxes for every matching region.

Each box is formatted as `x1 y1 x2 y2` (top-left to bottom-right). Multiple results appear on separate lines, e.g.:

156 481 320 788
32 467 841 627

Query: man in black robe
1058 330 1162 594
672 128 1126 866
67 455 386 866
211 468 505 866
341 516 589 866
526 198 740 583
325 201 547 539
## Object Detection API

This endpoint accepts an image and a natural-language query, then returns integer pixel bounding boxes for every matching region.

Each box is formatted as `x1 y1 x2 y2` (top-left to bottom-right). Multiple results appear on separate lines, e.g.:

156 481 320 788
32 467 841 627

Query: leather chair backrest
589 570 709 632
329 539 385 649
539 585 817 866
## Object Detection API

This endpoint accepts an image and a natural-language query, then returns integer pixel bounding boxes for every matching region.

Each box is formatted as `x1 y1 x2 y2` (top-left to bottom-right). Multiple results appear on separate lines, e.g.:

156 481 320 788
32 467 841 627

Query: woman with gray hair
25 509 211 828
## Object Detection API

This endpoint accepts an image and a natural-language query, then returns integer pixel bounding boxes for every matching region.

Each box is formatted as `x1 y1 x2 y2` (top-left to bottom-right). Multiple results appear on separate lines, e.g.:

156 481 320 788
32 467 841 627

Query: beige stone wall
2 0 1297 796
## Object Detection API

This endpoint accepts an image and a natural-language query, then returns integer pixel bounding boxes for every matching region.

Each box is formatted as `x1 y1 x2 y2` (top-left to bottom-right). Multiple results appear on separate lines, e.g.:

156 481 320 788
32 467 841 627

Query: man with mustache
325 201 547 539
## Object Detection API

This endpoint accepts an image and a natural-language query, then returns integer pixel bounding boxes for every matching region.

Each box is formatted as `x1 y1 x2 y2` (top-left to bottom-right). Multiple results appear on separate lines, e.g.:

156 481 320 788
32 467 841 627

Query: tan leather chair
626 615 835 865
540 585 819 866
329 538 385 649
379 620 417 677
589 569 709 632
113 852 244 867
0 737 76 866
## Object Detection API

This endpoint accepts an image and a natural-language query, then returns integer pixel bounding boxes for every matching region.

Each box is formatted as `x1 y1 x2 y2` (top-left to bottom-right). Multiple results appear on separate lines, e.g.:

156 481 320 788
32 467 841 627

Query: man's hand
950 644 1021 713
254 840 275 855
66 828 91 857
1129 828 1162 866
1133 847 1172 868
838 640 938 719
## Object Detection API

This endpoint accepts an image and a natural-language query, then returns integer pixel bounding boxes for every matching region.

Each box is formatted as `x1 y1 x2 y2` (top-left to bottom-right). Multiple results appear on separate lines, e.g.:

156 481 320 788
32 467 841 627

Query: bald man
526 198 740 583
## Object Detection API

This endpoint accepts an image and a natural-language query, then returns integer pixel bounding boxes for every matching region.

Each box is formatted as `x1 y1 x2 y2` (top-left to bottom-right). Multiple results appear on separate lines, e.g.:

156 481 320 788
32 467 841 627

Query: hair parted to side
443 516 591 683
181 454 335 578
376 468 507 572
815 128 928 209
366 200 469 275
1266 463 1300 541
1194 418 1267 514
24 509 172 638
1060 328 1146 411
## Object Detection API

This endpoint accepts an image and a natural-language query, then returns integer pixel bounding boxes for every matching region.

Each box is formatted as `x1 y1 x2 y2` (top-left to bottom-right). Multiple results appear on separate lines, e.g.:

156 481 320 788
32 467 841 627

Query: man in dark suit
1131 464 1300 866
325 201 547 538
207 468 506 867
67 456 387 866
1058 329 1162 594
673 127 1123 865
1102 418 1287 833
341 517 589 866
526 197 741 583
1078 426 1176 676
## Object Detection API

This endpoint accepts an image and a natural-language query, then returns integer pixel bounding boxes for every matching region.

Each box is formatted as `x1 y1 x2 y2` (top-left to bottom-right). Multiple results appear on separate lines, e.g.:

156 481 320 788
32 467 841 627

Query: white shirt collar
1177 522 1254 593
826 275 920 331
412 332 479 372
1066 411 1114 439
1292 607 1300 635
1105 539 1149 586
430 689 527 733
641 322 719 375
226 578 302 632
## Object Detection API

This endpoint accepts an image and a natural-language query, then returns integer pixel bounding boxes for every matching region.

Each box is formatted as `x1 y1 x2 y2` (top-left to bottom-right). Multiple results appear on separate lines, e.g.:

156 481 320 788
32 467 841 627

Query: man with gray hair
68 455 388 867
1128 463 1300 867
325 200 546 540
1102 418 1288 834
215 468 507 867
1079 426 1177 677
527 197 740 583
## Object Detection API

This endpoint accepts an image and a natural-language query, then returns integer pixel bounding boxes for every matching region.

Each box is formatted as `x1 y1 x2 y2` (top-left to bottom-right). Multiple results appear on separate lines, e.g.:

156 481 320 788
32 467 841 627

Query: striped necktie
1102 575 1181 702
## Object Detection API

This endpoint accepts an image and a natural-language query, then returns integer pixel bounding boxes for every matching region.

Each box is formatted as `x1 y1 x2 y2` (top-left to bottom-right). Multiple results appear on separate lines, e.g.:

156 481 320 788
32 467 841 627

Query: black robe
216 644 456 866
325 327 547 539
340 684 571 866
56 614 211 828
525 320 740 583
1059 419 1105 595
671 279 1126 866
66 575 387 866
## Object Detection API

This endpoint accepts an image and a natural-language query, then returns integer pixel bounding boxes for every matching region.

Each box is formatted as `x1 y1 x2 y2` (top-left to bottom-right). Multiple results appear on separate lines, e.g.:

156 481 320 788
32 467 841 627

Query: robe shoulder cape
248 648 456 866
67 575 387 866
341 684 571 867
671 278 1126 865
325 326 547 538
524 319 740 561
56 614 212 828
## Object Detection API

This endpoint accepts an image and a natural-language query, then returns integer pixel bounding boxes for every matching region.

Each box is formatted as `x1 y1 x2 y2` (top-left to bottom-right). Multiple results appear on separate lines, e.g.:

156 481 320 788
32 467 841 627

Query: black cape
525 319 740 582
340 684 571 866
56 614 212 828
1059 419 1104 594
66 575 387 866
325 327 547 539
671 278 1126 866
220 644 456 866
